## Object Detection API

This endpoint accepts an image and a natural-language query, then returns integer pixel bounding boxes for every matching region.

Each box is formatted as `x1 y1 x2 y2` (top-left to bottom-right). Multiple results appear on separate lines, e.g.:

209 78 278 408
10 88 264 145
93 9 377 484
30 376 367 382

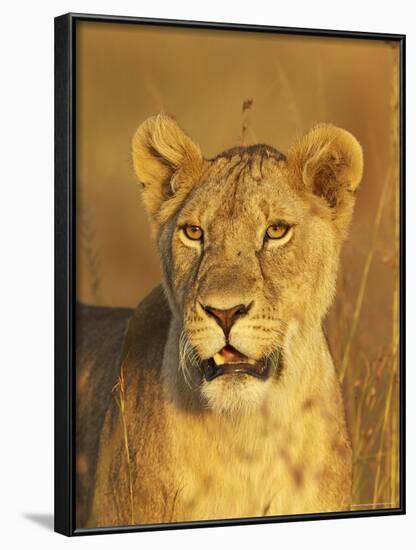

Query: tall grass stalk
372 52 400 508
339 171 391 383
78 188 103 304
113 358 135 524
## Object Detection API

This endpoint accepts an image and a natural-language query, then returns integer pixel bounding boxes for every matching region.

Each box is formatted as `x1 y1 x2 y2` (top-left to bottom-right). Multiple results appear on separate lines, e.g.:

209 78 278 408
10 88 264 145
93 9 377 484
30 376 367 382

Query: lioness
76 114 363 528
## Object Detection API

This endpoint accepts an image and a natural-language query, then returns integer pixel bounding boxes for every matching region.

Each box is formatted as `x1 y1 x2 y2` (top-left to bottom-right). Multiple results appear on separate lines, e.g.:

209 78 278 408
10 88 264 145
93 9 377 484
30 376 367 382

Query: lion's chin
200 375 272 415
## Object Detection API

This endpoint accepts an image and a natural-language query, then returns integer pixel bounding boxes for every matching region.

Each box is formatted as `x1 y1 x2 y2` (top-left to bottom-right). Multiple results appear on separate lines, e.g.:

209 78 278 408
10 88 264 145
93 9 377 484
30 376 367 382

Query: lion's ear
287 125 363 210
132 114 203 221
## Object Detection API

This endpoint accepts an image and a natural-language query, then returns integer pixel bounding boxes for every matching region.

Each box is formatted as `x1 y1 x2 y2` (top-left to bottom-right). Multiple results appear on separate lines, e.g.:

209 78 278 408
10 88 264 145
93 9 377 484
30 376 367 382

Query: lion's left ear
287 125 363 210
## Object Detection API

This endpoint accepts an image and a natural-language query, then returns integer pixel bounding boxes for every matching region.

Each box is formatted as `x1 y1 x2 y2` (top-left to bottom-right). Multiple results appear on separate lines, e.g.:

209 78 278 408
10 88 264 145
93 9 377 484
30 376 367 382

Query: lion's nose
202 302 252 337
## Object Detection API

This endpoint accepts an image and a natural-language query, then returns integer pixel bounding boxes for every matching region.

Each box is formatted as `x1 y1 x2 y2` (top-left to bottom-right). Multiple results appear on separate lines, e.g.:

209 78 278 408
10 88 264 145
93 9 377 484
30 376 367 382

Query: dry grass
338 51 400 511
78 188 103 304
240 98 254 145
112 357 135 524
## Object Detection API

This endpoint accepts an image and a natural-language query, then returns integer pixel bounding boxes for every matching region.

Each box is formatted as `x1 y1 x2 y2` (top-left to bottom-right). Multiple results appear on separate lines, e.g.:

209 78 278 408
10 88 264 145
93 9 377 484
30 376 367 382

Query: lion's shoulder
76 285 170 362
123 285 171 361
76 285 170 401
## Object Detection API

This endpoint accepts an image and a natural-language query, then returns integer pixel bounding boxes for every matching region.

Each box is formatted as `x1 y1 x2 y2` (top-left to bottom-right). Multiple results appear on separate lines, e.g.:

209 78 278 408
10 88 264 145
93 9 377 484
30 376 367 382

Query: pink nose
202 303 251 337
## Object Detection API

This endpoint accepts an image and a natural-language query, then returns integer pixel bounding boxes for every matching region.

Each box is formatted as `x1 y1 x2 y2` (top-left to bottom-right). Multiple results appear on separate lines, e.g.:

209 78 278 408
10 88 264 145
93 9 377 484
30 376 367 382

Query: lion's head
132 114 363 414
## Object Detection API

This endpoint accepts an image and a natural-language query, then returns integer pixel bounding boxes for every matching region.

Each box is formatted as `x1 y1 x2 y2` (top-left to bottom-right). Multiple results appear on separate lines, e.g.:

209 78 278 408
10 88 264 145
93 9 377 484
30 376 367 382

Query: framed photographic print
54 13 405 536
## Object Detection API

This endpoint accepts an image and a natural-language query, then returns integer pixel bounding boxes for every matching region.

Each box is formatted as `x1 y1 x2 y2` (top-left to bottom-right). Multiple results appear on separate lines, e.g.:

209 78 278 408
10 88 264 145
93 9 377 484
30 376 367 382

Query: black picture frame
54 12 406 537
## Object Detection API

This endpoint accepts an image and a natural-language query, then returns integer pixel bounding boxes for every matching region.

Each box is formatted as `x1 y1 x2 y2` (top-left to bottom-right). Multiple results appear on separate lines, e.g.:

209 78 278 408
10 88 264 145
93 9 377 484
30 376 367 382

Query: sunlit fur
78 114 363 526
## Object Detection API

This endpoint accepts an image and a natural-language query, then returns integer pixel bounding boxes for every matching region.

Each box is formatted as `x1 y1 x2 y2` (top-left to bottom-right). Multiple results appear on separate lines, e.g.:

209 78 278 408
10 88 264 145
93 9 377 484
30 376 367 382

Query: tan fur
78 114 363 527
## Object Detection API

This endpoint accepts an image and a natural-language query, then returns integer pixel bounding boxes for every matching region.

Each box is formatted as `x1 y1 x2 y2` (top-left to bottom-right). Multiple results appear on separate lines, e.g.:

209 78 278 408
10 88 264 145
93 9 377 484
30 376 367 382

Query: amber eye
266 222 290 240
183 225 204 241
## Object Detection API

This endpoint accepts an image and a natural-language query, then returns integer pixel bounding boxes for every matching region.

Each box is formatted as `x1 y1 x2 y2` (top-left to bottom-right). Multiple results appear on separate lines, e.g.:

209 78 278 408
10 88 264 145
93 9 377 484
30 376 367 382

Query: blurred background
76 21 400 512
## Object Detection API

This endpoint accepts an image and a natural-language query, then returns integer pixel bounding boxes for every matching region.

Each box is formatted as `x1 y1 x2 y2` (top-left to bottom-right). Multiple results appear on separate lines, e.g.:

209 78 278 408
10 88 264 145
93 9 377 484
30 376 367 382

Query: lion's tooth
213 353 225 365
247 358 257 365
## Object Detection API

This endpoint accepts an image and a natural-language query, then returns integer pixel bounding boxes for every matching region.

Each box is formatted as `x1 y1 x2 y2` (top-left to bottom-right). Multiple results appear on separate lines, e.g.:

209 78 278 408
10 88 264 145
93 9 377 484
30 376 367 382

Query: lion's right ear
132 114 203 223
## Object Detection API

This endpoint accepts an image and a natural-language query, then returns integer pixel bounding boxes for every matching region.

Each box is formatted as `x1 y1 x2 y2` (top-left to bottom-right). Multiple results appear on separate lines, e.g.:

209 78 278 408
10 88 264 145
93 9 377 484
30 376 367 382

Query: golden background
76 21 400 512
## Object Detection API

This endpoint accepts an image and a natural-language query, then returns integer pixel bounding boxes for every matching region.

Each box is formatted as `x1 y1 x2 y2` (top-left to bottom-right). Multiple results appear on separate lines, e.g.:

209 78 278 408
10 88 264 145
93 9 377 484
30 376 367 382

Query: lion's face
132 115 363 414
168 153 340 413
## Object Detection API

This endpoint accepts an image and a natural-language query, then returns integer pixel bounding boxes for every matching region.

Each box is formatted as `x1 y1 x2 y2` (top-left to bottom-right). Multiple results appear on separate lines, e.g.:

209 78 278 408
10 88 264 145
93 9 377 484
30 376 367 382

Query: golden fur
76 114 363 527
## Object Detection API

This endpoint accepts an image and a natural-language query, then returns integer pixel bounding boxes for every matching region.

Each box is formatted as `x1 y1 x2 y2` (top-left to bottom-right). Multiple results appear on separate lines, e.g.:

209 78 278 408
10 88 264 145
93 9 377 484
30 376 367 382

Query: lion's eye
266 222 290 240
183 225 204 241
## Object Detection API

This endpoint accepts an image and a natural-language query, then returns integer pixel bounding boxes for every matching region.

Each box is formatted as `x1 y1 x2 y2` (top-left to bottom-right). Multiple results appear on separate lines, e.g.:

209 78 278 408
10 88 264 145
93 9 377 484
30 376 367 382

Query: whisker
178 329 203 390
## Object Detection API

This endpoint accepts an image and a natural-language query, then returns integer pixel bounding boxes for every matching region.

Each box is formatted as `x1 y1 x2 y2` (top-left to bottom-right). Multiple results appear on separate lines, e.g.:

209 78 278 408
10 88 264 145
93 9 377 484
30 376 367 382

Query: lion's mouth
202 345 271 381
